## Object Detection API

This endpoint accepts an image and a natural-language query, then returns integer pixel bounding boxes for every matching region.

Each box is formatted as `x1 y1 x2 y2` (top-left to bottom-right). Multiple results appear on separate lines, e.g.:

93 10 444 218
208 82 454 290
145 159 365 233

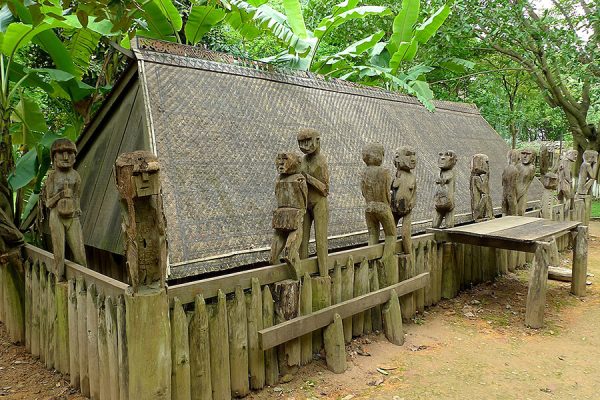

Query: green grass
592 200 600 218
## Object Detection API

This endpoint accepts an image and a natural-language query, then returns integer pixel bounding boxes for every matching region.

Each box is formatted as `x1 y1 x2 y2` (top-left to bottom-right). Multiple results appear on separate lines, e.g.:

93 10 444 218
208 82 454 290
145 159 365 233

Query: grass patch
592 200 600 218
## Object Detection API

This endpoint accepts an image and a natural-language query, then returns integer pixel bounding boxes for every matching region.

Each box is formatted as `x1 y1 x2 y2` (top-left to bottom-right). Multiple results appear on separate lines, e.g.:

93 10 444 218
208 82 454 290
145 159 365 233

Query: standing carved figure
470 154 493 222
360 143 397 268
391 146 416 255
271 152 307 280
502 149 520 216
115 151 167 292
557 149 578 213
433 151 457 228
576 150 599 196
539 144 559 219
516 148 537 215
297 128 330 277
44 139 87 281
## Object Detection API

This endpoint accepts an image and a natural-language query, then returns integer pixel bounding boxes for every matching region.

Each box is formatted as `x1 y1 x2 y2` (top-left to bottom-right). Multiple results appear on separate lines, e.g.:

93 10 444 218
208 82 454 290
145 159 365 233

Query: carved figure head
115 151 161 199
506 149 520 165
565 149 578 162
297 128 321 155
394 146 416 171
540 172 558 190
583 149 598 164
437 151 457 170
471 154 489 176
520 148 537 165
50 138 77 171
275 152 302 175
362 143 384 166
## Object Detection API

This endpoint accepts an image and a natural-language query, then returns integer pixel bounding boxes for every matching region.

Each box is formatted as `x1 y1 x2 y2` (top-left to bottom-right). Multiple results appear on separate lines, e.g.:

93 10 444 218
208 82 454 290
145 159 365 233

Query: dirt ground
1 222 599 400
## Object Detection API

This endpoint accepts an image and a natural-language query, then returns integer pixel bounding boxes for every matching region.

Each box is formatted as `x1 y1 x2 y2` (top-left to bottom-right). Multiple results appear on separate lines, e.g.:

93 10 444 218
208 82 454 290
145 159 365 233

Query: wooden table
428 216 588 328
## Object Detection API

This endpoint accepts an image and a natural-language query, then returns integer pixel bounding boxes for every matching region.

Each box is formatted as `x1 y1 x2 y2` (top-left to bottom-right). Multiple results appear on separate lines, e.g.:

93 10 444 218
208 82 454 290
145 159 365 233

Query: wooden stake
247 278 265 389
369 262 382 332
97 294 109 400
464 244 473 288
87 284 100 400
40 264 48 363
424 241 433 306
76 277 89 396
273 280 300 369
117 295 128 400
525 242 551 329
55 281 69 374
398 255 415 319
68 279 79 388
435 243 443 303
209 290 231 400
415 242 425 313
300 273 313 365
472 246 481 284
341 256 354 343
46 274 56 369
105 296 119 400
25 261 31 352
228 286 249 398
312 276 331 349
571 225 588 297
331 262 342 305
382 289 404 346
456 243 465 292
352 259 369 336
262 286 279 386
171 297 191 400
189 295 212 400
31 262 40 358
441 243 455 299
323 314 346 374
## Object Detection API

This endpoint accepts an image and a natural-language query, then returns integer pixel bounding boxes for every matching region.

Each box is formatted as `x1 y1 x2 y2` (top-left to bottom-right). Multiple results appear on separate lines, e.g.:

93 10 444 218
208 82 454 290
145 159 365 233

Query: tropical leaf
439 57 475 73
0 22 58 57
26 68 97 102
261 51 311 70
407 80 434 110
225 11 261 40
415 3 451 44
185 5 227 45
389 38 418 71
316 31 385 74
12 95 48 149
8 149 37 191
65 28 101 78
314 6 392 39
139 0 183 40
331 0 360 16
282 0 308 38
0 4 14 32
388 0 419 54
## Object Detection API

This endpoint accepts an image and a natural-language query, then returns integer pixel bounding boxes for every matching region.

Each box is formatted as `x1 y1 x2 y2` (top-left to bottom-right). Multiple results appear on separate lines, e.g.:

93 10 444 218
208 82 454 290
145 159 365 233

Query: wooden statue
501 149 519 216
270 152 307 280
360 143 397 268
470 154 493 222
391 146 416 255
576 150 599 196
44 139 87 281
433 150 457 228
297 128 330 277
557 149 578 213
115 151 167 292
539 144 559 219
0 207 24 265
516 148 537 215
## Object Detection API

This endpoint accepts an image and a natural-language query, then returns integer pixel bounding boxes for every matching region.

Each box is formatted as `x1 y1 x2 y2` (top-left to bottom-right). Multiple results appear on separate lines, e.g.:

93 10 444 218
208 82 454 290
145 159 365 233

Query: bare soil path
1 222 599 400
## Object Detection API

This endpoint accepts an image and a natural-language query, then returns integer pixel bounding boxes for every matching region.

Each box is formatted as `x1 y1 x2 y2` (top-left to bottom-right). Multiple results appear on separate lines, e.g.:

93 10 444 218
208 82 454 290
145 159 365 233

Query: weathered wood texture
571 225 588 297
247 278 265 389
382 289 404 346
262 286 279 386
324 314 346 373
300 274 313 365
209 290 230 400
525 242 552 329
189 295 212 400
171 297 191 400
228 287 249 398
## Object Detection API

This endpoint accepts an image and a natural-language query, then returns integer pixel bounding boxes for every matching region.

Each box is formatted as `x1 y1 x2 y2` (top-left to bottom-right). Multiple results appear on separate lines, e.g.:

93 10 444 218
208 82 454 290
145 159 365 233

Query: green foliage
185 6 227 45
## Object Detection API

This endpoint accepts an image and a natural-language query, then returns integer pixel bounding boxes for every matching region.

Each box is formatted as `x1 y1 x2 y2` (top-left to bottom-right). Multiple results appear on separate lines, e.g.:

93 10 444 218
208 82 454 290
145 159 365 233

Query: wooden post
435 243 443 303
97 294 109 400
341 257 354 343
571 226 588 297
262 286 279 386
228 286 249 398
68 279 79 388
312 276 331 349
582 195 591 225
415 242 425 312
330 262 342 304
398 254 415 319
488 247 497 280
472 246 481 284
40 264 48 363
105 296 120 400
352 259 369 336
247 278 265 389
323 314 346 374
46 274 56 369
2 255 25 344
369 262 382 332
508 250 517 273
499 249 509 275
31 262 40 358
300 273 313 365
480 247 491 282
273 280 301 369
189 295 212 400
455 243 464 293
55 281 69 374
382 289 404 346
117 295 128 400
464 244 472 288
209 290 230 400
25 261 31 352
171 297 191 400
525 242 551 328
76 277 90 396
441 243 455 299
424 241 433 306
87 284 100 400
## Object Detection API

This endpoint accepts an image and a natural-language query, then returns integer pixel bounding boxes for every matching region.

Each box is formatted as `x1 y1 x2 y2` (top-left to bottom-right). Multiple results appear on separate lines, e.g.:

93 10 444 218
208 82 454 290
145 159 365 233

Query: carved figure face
275 152 301 174
583 150 598 163
565 149 578 162
362 143 384 166
53 150 76 170
133 169 159 197
520 148 536 165
394 146 416 171
437 151 457 170
507 149 520 165
297 129 320 155
471 154 489 175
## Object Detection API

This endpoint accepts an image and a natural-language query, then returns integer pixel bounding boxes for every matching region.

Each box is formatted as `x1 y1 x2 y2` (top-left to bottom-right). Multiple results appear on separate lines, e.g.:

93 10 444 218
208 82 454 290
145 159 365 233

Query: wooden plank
259 273 429 350
168 234 435 304
24 244 128 298
430 230 539 253
448 216 540 234
491 220 580 242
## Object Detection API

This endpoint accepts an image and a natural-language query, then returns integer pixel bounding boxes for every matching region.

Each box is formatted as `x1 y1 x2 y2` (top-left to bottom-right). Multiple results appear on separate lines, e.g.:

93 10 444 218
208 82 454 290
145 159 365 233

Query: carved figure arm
305 160 329 197
298 176 308 207
44 173 62 208
74 172 82 217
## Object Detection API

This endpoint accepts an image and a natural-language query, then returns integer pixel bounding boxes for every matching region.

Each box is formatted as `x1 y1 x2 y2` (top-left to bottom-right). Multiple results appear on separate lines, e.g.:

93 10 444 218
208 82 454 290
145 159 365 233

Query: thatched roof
76 38 542 279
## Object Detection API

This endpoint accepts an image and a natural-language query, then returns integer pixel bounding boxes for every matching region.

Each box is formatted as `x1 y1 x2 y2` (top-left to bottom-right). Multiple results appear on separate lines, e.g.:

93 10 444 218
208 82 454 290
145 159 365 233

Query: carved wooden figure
297 128 330 277
557 149 578 213
539 144 559 219
433 151 457 228
360 143 397 272
470 154 493 222
516 148 537 215
44 139 87 281
576 150 599 196
270 152 308 280
115 151 167 292
502 149 519 216
391 146 416 255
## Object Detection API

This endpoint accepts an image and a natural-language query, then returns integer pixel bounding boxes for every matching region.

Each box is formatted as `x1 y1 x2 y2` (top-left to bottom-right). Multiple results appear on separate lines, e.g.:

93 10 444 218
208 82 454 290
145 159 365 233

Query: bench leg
571 225 588 297
525 242 551 329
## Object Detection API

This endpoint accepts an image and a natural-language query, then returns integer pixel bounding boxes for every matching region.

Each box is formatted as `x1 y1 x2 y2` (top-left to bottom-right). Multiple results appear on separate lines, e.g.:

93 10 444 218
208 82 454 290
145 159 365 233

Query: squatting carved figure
433 151 457 228
576 150 599 196
297 128 330 277
516 148 537 215
502 149 519 216
391 146 416 255
44 139 87 281
115 151 167 292
270 152 307 280
470 154 493 222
